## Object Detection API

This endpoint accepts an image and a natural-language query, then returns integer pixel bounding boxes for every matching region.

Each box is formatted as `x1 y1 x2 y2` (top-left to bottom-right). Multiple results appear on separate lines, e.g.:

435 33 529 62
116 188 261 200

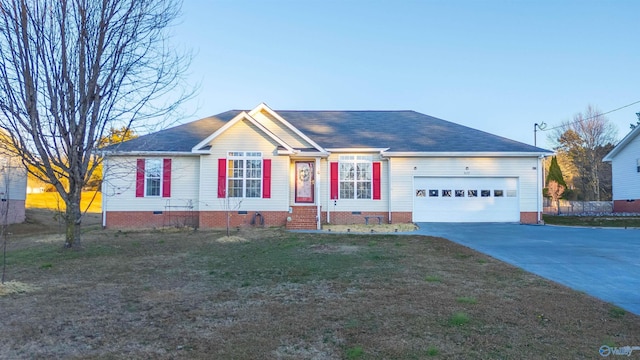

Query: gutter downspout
537 155 543 224
316 157 321 230
387 157 392 224
101 157 107 228
326 159 330 223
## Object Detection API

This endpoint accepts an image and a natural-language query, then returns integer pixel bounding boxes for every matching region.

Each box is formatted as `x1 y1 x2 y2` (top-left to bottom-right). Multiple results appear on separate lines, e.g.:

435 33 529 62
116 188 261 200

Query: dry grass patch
0 214 638 359
0 281 39 296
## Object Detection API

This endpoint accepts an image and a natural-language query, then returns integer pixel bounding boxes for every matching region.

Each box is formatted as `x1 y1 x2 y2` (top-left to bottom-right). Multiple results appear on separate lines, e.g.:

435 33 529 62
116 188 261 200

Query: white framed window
227 151 262 198
339 155 372 199
145 159 162 197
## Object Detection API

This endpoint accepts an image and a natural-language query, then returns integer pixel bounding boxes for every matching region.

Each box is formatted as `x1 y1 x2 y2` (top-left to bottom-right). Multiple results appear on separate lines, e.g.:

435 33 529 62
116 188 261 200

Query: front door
295 161 314 203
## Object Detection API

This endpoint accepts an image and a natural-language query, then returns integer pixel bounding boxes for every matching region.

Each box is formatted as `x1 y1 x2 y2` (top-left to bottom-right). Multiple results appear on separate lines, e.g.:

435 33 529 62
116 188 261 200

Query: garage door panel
413 177 519 222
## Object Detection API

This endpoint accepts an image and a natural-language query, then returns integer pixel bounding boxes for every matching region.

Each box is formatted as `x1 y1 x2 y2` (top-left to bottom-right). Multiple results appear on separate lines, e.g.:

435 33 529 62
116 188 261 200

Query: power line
541 99 640 132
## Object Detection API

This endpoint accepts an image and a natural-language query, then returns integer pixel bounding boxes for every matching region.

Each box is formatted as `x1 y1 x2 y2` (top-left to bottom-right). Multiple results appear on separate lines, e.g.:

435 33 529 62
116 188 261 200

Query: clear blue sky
169 0 640 149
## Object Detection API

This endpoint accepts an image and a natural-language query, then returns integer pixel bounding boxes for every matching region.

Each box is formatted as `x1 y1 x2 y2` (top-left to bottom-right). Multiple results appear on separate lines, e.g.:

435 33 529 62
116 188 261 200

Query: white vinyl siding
199 118 289 211
322 154 388 213
103 156 199 211
0 157 27 201
610 135 640 200
251 110 314 149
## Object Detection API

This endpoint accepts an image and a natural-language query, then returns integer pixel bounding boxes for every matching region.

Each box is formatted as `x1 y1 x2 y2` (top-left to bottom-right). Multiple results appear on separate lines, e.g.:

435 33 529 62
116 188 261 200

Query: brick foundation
106 210 289 229
612 200 640 213
105 209 541 229
519 212 540 224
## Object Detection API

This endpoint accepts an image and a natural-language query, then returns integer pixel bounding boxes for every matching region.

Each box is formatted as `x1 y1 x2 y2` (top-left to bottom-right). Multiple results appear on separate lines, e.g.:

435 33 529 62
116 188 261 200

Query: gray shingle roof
106 110 550 154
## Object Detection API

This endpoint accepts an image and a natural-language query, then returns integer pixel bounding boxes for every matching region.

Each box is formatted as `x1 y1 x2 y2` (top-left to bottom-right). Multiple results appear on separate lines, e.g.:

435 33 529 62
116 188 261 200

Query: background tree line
546 105 617 202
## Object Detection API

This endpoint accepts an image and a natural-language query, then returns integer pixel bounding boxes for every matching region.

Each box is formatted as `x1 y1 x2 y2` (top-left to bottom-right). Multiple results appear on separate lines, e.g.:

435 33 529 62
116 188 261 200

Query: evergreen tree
546 156 567 188
546 156 567 214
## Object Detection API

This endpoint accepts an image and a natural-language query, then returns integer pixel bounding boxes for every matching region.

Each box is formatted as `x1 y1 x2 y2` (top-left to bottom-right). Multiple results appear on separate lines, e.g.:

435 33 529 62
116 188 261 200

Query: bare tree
0 0 191 248
551 105 617 201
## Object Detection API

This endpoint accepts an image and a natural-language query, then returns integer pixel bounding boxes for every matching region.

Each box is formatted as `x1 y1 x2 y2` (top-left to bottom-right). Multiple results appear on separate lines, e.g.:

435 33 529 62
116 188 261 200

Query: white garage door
413 177 519 222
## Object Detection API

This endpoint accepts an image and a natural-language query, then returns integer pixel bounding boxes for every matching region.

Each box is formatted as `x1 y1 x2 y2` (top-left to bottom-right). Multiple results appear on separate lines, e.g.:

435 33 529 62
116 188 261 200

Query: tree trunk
64 188 83 249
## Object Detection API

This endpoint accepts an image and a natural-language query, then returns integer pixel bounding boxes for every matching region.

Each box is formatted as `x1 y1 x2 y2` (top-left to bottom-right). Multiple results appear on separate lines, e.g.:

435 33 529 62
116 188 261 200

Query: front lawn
0 217 638 358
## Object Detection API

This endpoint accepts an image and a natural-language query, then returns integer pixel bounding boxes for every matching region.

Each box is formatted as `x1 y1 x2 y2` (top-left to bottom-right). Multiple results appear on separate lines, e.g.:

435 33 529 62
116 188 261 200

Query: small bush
425 275 442 283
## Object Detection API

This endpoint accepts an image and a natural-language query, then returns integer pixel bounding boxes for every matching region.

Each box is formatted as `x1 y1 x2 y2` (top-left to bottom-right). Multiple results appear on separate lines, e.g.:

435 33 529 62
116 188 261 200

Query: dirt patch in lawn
0 210 639 359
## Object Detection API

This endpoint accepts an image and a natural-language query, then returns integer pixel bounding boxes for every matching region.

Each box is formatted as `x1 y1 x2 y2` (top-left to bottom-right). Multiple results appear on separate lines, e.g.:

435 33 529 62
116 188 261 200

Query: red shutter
217 158 226 198
373 162 381 200
135 159 145 197
162 158 172 198
262 159 271 198
330 162 338 199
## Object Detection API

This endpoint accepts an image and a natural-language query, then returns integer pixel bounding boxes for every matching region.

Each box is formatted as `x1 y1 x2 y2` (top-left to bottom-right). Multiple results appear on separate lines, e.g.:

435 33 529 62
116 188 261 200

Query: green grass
456 296 477 304
609 306 626 319
426 345 439 356
424 275 442 283
448 312 470 326
345 346 364 359
543 214 640 227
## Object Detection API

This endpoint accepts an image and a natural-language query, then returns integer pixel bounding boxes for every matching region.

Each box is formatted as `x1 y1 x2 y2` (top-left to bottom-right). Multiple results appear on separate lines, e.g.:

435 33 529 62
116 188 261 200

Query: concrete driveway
415 223 640 315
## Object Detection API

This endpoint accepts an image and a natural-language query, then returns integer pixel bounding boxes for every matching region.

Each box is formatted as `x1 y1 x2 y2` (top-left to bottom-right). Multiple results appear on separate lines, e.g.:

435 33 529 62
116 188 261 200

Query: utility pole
534 122 547 147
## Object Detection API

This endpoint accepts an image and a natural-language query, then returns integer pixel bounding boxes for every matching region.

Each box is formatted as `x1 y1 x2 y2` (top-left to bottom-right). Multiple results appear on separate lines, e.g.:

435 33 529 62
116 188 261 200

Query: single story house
101 103 552 229
603 125 640 212
0 154 27 225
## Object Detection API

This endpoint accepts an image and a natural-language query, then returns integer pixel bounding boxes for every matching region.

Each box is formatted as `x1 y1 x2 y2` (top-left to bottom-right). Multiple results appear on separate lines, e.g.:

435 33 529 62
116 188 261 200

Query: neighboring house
101 103 552 230
603 125 640 212
0 154 28 225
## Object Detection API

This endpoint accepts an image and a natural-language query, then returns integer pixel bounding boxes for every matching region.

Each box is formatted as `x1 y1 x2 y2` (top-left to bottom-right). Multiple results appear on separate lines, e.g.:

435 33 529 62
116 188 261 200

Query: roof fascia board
249 103 327 153
382 151 554 158
291 151 330 158
603 125 640 161
102 151 199 157
191 110 295 153
325 148 389 153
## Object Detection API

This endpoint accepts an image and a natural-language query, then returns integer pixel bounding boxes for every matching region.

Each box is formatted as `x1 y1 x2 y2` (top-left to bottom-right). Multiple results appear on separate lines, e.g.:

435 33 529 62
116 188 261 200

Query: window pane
340 163 354 180
468 190 477 197
231 160 243 178
442 190 451 197
145 159 161 196
246 160 262 178
146 178 160 196
455 190 464 197
228 179 243 197
357 182 371 199
340 181 354 199
356 163 371 180
481 190 490 197
245 179 261 198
